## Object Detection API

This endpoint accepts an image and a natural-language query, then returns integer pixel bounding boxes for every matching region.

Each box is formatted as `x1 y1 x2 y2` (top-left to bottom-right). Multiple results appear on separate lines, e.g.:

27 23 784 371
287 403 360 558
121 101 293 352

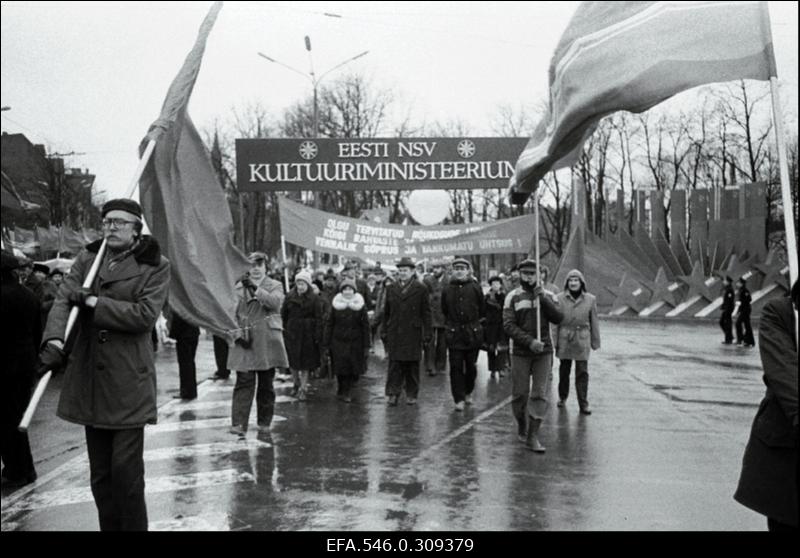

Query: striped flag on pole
510 1 776 203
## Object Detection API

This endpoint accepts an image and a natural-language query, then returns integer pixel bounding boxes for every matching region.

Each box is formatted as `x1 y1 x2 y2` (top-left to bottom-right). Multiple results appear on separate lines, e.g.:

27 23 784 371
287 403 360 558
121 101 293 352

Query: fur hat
101 198 142 220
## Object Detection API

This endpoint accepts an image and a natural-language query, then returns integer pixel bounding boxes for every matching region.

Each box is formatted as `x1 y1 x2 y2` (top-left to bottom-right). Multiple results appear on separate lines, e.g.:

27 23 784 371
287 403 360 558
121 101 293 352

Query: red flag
139 2 250 339
510 1 776 203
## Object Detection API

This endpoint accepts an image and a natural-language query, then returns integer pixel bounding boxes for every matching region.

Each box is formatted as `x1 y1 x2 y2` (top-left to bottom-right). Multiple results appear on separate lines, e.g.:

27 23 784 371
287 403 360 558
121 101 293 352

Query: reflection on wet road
1 320 767 530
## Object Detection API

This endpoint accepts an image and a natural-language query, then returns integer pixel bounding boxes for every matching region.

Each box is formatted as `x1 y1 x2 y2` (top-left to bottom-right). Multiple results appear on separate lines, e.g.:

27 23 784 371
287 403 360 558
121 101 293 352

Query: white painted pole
281 234 290 292
19 140 157 432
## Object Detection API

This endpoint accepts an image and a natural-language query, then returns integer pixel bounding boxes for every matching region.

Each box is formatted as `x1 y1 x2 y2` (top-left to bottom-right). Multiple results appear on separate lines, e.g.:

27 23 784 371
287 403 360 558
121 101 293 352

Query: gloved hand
529 339 545 354
234 337 252 349
37 342 67 378
67 287 94 307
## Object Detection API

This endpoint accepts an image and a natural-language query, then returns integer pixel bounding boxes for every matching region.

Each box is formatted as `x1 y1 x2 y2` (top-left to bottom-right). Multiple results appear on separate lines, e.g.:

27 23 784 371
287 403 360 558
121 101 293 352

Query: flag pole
769 76 799 340
19 141 158 432
535 189 541 342
281 234 290 292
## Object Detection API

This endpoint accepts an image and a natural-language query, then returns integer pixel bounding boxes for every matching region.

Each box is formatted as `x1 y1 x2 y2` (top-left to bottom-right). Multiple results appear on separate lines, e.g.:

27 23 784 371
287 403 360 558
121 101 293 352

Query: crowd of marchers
1 197 796 532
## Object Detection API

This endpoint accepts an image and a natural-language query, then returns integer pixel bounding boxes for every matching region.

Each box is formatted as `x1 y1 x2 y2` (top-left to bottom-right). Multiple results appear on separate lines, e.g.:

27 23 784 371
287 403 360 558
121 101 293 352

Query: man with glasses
36 199 170 530
503 259 563 453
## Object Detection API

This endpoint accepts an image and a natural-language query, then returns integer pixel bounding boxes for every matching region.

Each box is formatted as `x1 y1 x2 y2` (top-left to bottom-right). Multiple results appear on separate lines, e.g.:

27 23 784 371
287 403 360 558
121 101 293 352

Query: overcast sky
1 1 797 202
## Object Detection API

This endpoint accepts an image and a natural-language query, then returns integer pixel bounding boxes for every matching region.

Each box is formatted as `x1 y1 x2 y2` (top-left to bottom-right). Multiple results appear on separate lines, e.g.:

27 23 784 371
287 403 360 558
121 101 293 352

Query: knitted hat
294 270 313 287
339 278 357 292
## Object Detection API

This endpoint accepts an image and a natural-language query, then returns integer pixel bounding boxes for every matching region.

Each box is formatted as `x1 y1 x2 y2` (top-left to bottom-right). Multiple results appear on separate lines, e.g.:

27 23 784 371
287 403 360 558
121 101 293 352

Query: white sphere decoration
407 190 451 226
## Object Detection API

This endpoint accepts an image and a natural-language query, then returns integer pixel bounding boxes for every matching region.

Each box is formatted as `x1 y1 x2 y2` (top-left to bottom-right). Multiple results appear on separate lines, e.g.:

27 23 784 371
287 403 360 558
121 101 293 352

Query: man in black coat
735 277 755 347
382 257 432 406
719 275 735 344
1 251 42 487
441 258 486 411
734 279 798 531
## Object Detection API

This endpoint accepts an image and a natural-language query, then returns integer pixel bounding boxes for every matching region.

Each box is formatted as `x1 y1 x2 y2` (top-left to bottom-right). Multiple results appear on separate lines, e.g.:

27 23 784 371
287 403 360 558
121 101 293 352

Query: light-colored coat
554 270 600 361
43 237 170 429
228 276 289 371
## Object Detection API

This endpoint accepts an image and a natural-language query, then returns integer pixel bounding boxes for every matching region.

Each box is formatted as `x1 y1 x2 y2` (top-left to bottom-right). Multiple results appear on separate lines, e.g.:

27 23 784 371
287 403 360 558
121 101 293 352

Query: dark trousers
176 336 199 398
386 360 420 398
424 328 448 373
85 426 147 531
487 346 508 372
720 311 733 343
736 311 754 345
232 369 275 430
449 348 479 403
1 376 36 480
337 375 356 397
558 359 589 408
212 335 230 378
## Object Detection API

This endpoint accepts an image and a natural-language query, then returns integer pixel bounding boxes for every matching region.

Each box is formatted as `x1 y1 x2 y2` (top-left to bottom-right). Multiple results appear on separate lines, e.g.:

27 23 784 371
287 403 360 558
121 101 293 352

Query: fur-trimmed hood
87 235 162 267
332 292 365 311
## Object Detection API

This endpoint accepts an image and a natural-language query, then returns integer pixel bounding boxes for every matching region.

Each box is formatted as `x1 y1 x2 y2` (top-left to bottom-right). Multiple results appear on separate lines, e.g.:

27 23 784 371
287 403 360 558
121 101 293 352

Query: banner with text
238 138 528 192
278 196 533 262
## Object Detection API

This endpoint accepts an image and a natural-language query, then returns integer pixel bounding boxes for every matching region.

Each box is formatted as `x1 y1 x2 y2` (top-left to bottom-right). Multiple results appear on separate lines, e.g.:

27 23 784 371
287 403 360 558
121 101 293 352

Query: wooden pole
535 190 541 342
19 140 157 432
281 234 290 292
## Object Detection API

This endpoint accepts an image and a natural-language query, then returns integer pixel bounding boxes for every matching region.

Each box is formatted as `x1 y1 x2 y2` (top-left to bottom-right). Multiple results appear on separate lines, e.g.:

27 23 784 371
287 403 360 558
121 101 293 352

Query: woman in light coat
554 269 600 415
228 252 289 435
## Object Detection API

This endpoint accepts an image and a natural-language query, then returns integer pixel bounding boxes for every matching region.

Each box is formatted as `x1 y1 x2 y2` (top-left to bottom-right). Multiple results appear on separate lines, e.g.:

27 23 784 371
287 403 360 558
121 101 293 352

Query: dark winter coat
281 288 323 370
168 310 200 340
42 236 170 429
423 273 448 328
502 285 564 356
734 296 798 526
484 290 508 348
737 286 752 314
441 276 486 351
2 277 42 381
40 279 59 325
382 278 432 361
323 292 370 377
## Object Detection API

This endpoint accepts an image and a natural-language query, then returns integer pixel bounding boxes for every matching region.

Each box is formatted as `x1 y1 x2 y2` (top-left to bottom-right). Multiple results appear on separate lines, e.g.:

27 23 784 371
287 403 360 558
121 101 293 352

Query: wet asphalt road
1 319 768 531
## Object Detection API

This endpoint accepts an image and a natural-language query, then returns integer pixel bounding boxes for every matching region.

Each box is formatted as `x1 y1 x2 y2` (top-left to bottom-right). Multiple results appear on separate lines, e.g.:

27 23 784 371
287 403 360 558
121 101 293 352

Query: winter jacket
484 290 508 348
382 278 432 361
737 286 752 314
228 276 290 372
43 236 170 429
502 284 563 357
554 291 600 361
441 276 486 351
281 288 323 370
2 277 42 381
323 292 370 377
734 295 798 526
423 273 448 328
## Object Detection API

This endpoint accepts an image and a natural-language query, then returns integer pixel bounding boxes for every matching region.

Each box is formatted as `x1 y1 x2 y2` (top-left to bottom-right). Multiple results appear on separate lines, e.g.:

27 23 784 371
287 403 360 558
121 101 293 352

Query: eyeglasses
102 218 136 229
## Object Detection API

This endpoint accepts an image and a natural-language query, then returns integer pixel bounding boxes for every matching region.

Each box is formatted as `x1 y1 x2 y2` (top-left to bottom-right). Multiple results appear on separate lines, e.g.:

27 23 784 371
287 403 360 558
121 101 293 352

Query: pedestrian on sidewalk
167 306 200 400
1 251 41 488
442 258 486 411
281 270 322 401
554 269 600 415
382 257 432 406
735 277 755 347
719 276 735 345
324 279 370 402
734 279 798 531
484 275 509 379
228 252 289 436
36 199 170 531
503 258 563 453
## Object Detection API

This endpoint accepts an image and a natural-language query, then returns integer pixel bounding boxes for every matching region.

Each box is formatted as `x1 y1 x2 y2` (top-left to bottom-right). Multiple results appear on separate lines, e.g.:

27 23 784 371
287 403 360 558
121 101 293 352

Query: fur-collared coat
43 236 170 428
323 292 370 377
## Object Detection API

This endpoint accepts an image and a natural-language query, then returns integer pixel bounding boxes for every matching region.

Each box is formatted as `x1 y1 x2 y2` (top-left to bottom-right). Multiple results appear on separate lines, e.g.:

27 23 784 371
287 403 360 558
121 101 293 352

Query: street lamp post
258 39 368 267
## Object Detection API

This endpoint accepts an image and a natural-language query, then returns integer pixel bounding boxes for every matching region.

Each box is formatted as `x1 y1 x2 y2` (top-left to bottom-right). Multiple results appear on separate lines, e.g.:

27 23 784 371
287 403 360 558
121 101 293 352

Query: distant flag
510 1 776 203
139 1 251 339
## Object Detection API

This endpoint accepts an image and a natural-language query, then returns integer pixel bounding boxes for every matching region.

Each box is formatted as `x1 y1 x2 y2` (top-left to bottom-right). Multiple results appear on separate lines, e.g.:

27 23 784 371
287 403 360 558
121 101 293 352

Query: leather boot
525 417 545 453
516 416 527 443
